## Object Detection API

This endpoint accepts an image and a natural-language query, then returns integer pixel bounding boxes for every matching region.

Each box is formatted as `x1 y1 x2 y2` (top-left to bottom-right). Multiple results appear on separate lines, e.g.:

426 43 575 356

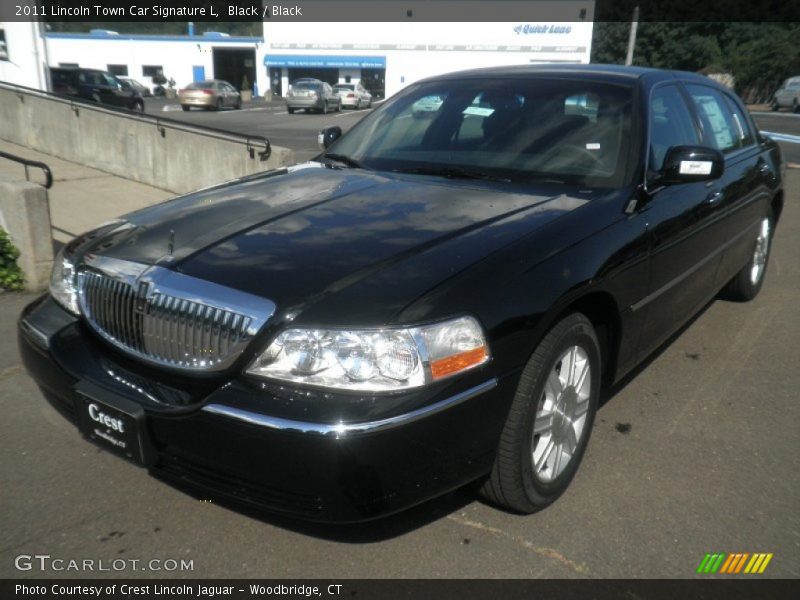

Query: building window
107 64 128 77
142 65 163 78
0 29 8 61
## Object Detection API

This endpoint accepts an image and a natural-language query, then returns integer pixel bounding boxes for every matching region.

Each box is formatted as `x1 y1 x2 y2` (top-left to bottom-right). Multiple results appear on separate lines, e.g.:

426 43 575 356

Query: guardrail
0 80 293 194
0 80 272 162
0 149 53 189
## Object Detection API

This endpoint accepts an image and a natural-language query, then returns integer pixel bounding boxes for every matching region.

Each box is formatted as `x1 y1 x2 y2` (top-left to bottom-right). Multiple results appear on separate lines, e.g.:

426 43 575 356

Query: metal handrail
0 80 272 161
0 149 53 189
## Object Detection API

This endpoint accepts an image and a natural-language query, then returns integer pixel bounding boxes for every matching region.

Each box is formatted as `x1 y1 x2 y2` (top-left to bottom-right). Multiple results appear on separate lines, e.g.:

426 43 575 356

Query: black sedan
50 67 145 113
19 65 783 522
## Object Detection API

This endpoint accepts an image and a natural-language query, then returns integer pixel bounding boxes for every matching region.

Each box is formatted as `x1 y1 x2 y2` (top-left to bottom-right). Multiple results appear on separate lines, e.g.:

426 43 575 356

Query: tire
235 98 242 110
215 98 223 111
322 102 328 115
132 101 144 114
771 99 779 112
337 101 342 112
287 107 295 114
181 105 190 112
793 100 800 114
91 93 101 104
721 211 774 302
481 313 601 513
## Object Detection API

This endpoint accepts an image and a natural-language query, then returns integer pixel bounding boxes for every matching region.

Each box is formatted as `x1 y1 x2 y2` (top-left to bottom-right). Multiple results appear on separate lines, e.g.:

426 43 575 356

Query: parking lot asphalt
1 155 798 579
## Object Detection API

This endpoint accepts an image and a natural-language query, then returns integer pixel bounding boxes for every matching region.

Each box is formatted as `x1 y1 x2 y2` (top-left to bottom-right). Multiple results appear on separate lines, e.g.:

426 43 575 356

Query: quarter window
685 85 743 154
648 85 700 171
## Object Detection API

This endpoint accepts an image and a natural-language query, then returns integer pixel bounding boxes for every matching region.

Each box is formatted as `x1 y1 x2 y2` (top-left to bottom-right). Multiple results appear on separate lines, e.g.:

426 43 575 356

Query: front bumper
18 296 515 522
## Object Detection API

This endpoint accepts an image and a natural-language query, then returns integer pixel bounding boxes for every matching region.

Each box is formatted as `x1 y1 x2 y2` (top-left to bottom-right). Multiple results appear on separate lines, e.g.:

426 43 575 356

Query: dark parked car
49 67 145 113
286 80 342 114
19 65 783 522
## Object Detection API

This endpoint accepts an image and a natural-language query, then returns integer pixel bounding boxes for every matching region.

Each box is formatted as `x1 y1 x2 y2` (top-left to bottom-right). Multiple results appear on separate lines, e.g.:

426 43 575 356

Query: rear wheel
132 101 144 114
722 212 774 301
771 99 779 111
181 105 190 112
215 98 223 111
235 97 242 109
481 313 601 513
793 100 800 114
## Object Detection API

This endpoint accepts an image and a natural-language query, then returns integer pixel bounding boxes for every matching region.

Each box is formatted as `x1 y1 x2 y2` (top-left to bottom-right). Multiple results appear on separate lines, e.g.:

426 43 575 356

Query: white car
333 83 372 109
771 76 800 112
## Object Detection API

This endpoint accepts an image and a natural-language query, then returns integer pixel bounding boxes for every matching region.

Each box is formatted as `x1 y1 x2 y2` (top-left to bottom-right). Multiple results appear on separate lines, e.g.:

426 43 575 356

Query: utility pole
625 6 639 66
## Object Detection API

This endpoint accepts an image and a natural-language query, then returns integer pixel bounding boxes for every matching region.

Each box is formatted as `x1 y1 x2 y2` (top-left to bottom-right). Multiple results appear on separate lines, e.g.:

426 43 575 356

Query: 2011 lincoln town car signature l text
19 65 784 521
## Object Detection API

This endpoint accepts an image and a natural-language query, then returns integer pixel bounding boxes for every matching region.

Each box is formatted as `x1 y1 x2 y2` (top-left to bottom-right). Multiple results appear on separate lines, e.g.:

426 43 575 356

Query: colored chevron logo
696 552 773 574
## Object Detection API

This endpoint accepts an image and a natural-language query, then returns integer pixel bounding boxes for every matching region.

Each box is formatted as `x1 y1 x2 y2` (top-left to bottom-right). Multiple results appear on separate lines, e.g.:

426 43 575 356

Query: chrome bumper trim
201 378 498 437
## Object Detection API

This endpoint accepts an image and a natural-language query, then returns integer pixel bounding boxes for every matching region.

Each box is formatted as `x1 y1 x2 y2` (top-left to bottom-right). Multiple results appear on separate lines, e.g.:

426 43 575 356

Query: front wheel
481 313 601 513
322 102 328 114
771 99 779 111
793 100 800 114
722 212 773 301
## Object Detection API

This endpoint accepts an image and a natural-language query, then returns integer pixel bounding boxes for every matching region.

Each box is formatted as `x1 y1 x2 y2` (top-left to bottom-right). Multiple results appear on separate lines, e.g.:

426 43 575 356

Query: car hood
88 163 591 325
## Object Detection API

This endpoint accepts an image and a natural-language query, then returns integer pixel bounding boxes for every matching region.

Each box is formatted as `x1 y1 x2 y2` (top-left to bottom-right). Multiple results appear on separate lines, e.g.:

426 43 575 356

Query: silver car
771 76 800 112
333 83 372 109
286 81 342 114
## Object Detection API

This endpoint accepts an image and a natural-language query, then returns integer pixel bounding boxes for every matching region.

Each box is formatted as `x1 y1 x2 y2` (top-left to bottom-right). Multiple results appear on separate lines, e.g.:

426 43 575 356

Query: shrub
0 227 25 291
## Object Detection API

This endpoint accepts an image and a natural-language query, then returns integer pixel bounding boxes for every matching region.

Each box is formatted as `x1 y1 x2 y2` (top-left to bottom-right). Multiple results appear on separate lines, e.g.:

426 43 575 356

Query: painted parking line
760 131 800 144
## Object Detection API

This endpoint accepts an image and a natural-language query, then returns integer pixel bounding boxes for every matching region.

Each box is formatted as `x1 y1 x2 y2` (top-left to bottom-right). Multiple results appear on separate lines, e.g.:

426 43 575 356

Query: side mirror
659 145 724 185
318 126 342 150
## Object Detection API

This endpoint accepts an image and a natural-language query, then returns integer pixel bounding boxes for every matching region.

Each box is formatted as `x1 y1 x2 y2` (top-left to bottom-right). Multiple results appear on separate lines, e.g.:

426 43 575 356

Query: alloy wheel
750 217 771 285
531 345 592 483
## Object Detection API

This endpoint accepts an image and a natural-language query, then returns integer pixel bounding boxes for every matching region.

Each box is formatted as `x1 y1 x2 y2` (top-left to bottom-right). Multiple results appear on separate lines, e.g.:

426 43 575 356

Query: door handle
758 162 773 176
706 190 723 204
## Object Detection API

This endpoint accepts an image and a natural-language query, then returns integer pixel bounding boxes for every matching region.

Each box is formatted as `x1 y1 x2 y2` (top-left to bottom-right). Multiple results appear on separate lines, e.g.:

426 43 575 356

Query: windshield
334 84 355 91
293 82 321 90
328 77 634 187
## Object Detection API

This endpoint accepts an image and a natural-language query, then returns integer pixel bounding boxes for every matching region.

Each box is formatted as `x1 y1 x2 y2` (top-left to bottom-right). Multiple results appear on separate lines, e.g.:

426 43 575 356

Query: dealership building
1 6 593 99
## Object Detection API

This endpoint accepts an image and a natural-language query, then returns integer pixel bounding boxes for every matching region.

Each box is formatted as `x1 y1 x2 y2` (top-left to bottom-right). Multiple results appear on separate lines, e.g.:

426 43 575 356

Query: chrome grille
76 261 275 372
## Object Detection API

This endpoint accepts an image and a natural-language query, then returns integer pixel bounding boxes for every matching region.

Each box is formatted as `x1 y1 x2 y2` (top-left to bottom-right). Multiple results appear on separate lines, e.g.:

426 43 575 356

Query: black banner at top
0 0 799 23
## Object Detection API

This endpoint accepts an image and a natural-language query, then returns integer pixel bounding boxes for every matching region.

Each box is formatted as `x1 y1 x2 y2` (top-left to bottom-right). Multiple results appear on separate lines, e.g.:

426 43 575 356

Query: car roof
423 63 716 88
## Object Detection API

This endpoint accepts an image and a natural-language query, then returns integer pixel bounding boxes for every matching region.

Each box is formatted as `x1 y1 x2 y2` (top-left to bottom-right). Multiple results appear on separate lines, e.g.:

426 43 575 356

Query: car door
684 84 774 287
104 73 131 107
634 83 731 359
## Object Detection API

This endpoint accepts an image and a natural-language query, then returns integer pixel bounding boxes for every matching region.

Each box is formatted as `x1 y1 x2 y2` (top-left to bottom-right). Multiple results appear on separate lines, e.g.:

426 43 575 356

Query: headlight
49 219 127 315
49 246 79 315
247 316 490 392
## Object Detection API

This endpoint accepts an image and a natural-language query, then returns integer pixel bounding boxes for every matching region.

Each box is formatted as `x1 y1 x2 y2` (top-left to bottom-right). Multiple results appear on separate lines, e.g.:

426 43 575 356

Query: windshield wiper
395 166 511 183
320 153 363 169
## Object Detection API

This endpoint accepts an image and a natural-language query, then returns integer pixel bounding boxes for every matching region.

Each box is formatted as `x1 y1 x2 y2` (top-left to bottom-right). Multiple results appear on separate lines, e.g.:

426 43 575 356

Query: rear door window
685 84 744 154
